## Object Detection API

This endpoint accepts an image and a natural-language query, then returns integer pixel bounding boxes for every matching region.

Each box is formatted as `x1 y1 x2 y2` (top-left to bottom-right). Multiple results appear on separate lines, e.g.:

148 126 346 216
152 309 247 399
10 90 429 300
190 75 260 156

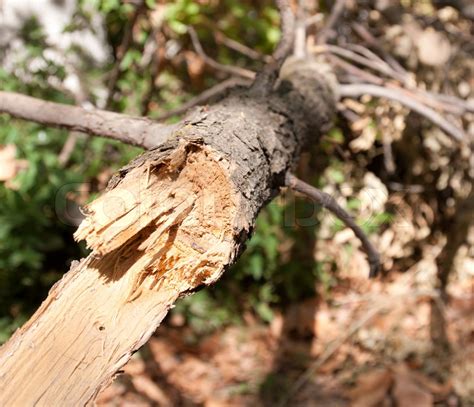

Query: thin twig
351 22 409 80
141 30 162 116
328 54 385 85
390 85 464 115
388 182 424 193
56 72 91 166
326 46 471 116
0 91 178 150
106 1 145 108
345 43 392 69
285 173 381 278
273 0 296 62
305 13 324 29
156 77 251 121
382 130 396 174
317 0 346 44
349 27 471 115
293 0 307 58
188 27 256 80
214 31 271 62
58 132 81 166
418 88 474 115
313 44 407 83
339 84 467 142
249 0 295 95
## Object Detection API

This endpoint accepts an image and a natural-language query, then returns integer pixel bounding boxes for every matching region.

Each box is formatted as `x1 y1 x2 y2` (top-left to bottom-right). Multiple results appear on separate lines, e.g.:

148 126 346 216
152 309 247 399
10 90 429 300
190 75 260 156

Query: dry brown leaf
148 338 181 374
96 382 127 405
313 308 339 342
184 50 206 85
270 311 284 338
452 345 474 401
205 398 248 407
350 117 371 133
123 357 146 376
0 144 28 189
284 299 318 338
349 368 393 407
131 375 172 407
118 392 149 406
409 370 452 396
392 364 434 407
317 345 349 374
155 355 218 403
349 125 377 152
212 327 274 383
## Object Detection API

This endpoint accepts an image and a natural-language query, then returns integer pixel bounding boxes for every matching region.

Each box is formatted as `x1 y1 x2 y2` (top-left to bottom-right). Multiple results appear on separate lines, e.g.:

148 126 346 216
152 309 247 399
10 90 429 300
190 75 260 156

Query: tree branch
156 77 251 121
273 0 296 62
351 22 410 81
0 59 337 405
141 29 163 116
249 0 295 95
312 44 407 83
106 1 145 108
293 0 307 58
0 91 178 150
317 0 347 44
329 54 385 85
338 84 467 142
188 27 256 80
214 30 271 62
285 173 381 278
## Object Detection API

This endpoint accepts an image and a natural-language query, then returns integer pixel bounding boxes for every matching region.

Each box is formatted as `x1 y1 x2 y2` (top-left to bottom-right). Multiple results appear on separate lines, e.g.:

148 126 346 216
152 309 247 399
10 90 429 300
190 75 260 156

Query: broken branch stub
74 141 240 300
0 58 337 405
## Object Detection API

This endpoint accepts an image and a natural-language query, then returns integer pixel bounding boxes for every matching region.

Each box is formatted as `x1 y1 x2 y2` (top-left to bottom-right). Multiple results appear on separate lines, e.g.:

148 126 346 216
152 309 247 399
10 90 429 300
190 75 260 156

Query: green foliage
173 290 240 336
164 0 280 54
0 117 77 335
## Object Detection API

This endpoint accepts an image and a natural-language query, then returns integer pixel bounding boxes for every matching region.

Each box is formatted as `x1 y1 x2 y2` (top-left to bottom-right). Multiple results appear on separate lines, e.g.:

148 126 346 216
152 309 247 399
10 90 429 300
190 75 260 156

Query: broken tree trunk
0 58 336 405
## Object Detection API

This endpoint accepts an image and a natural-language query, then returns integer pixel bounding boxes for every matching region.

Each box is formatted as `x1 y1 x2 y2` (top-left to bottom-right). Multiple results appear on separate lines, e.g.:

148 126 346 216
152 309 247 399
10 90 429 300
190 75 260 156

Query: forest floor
97 253 473 406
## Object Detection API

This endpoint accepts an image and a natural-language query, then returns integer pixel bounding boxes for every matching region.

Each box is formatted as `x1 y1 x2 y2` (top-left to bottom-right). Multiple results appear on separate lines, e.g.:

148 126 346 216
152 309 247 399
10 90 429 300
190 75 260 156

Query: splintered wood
0 143 238 405
75 143 237 301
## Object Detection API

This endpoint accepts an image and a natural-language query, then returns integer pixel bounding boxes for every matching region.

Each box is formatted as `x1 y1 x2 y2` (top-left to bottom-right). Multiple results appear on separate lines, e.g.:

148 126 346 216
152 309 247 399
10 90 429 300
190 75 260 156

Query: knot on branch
275 56 338 138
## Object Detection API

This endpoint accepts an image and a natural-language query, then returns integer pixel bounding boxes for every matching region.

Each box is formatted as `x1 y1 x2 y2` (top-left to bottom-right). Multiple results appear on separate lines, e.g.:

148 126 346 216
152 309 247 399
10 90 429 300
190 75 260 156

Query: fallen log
0 58 337 405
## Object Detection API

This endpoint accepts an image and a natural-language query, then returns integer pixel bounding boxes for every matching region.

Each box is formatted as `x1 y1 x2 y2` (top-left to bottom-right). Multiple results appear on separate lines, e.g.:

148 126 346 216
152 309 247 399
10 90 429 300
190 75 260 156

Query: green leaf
168 20 187 35
185 2 200 15
249 255 264 280
256 302 274 322
266 27 280 45
328 127 344 144
328 168 344 184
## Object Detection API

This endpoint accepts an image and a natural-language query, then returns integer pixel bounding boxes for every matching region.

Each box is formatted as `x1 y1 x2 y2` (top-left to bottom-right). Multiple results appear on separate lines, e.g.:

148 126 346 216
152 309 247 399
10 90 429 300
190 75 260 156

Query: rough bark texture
0 58 336 405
